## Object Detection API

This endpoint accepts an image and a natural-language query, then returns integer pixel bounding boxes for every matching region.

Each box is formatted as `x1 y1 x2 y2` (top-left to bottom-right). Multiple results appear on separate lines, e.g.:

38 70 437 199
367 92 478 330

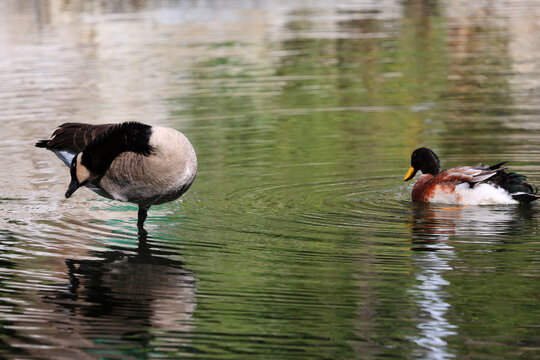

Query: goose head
65 153 99 198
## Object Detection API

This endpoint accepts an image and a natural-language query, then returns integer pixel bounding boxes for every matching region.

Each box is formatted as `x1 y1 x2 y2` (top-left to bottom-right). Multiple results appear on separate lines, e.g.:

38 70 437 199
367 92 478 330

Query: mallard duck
404 147 539 205
36 122 197 233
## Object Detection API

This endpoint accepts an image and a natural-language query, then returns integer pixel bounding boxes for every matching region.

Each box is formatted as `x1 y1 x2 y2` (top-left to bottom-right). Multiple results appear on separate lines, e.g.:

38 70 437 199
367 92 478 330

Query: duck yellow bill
404 166 416 181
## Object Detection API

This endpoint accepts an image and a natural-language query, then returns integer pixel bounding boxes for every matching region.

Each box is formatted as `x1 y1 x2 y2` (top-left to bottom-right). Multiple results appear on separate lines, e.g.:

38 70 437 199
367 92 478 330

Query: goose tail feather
35 139 50 148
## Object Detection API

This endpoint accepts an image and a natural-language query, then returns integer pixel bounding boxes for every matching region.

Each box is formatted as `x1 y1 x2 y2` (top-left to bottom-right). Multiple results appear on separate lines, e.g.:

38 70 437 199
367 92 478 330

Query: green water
0 1 540 359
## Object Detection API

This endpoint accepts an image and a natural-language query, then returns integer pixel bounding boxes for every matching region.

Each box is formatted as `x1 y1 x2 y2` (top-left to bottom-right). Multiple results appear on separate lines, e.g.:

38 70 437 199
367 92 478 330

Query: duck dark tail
511 193 540 203
490 169 540 203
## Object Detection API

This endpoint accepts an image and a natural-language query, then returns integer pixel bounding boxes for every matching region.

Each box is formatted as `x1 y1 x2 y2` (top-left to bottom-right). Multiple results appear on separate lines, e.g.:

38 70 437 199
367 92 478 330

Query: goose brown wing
35 123 115 153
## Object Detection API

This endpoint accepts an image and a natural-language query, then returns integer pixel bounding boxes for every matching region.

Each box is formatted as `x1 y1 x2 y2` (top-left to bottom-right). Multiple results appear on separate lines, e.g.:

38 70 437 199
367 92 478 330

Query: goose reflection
42 233 197 357
406 203 534 360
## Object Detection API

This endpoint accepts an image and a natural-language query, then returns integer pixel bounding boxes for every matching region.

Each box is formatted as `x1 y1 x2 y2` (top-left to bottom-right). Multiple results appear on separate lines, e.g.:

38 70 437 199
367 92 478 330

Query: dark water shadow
41 233 198 358
0 230 37 359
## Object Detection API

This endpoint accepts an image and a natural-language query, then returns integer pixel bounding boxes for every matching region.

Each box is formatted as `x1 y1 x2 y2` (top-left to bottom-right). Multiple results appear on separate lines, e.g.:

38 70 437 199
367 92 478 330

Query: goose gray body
36 122 197 233
98 127 197 206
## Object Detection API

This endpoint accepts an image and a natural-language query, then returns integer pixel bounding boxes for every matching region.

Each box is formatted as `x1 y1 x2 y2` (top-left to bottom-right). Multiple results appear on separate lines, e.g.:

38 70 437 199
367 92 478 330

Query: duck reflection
42 233 197 357
408 202 535 243
406 203 535 359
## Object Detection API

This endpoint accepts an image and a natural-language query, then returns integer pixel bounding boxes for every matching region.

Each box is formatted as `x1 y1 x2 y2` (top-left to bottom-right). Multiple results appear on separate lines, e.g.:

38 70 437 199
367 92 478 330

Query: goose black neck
80 122 153 176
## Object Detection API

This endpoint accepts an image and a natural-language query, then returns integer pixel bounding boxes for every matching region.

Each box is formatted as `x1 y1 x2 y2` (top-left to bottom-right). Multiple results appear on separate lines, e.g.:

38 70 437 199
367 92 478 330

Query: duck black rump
489 169 540 203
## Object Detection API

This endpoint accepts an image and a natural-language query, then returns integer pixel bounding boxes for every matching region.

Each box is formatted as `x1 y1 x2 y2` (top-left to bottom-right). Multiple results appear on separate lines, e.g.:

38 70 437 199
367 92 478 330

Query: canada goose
36 122 197 234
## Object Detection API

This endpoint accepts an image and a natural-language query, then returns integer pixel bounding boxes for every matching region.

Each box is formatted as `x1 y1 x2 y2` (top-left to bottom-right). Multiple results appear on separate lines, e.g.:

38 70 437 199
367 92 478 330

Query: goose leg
137 205 150 235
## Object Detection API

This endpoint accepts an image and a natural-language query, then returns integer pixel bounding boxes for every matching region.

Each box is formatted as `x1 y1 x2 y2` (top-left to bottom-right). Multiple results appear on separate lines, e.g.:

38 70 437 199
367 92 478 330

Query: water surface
1 0 540 359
